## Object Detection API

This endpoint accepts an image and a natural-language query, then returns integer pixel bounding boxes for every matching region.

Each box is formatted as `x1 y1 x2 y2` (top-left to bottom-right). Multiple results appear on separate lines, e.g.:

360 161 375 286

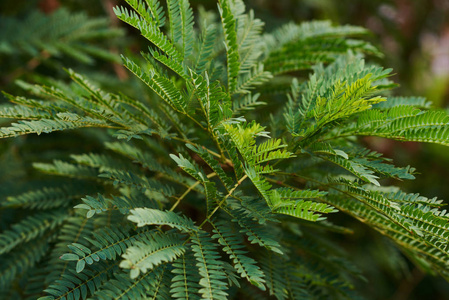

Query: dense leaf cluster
1 1 449 299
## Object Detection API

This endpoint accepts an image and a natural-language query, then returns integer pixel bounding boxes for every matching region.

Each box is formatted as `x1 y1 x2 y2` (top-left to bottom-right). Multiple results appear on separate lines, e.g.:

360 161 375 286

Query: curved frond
92 265 170 300
120 231 186 279
211 221 266 290
127 208 197 233
218 0 240 93
38 263 116 300
191 231 229 300
170 249 202 300
0 210 67 255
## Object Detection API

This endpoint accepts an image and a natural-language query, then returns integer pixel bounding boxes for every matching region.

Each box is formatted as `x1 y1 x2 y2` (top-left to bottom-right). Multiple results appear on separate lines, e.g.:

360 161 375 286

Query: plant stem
172 136 233 166
169 172 217 212
198 174 248 229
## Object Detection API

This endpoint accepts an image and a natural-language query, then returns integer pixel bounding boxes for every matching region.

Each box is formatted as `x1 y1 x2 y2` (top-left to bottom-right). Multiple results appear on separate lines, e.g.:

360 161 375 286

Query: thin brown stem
169 172 217 212
198 174 248 229
172 136 233 166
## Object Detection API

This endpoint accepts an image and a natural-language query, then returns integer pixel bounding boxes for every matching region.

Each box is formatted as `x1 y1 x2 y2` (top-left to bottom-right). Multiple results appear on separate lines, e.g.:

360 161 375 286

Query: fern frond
331 182 404 223
111 93 170 132
384 190 444 208
344 106 449 146
351 156 416 180
228 197 279 225
204 180 220 215
71 153 135 173
283 264 311 300
301 75 384 141
243 165 272 204
375 96 432 109
191 231 229 300
124 0 165 28
0 8 122 64
42 216 96 286
61 226 154 272
263 21 373 75
39 263 117 300
190 71 232 129
120 231 186 279
260 251 288 300
232 93 266 114
146 0 166 27
284 75 318 135
99 169 175 197
170 249 202 300
286 56 391 139
122 56 186 112
253 139 294 165
148 263 173 299
146 49 188 80
236 9 265 74
170 152 206 182
33 84 130 128
396 205 449 247
33 160 99 179
92 265 169 300
127 208 197 233
220 135 245 179
0 103 51 120
194 24 217 75
114 6 182 61
65 70 139 128
273 187 328 200
265 39 378 75
0 210 67 255
3 2 449 298
2 184 91 210
293 259 359 299
234 64 272 95
167 0 182 46
0 239 49 290
319 154 381 186
218 0 240 93
333 183 449 254
76 190 161 219
211 221 266 290
0 116 110 139
270 190 337 221
179 0 195 60
229 208 283 254
74 194 112 218
106 141 197 191
272 200 337 222
224 123 294 175
265 20 369 50
186 143 234 191
328 194 449 277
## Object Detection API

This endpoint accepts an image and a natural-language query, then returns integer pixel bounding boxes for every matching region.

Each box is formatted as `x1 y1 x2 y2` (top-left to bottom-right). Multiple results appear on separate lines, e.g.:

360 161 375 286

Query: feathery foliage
1 1 449 299
0 8 122 65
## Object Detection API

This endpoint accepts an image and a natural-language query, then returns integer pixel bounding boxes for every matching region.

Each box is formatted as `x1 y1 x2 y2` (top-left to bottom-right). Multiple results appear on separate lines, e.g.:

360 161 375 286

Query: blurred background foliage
1 0 448 299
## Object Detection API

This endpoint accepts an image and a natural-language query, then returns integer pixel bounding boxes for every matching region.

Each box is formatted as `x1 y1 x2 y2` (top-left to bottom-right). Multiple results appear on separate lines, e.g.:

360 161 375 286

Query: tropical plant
0 5 123 88
1 1 448 299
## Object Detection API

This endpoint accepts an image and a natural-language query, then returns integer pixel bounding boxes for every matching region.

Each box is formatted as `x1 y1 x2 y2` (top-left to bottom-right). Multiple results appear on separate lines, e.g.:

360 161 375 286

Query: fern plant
0 6 124 88
0 3 127 221
1 1 448 299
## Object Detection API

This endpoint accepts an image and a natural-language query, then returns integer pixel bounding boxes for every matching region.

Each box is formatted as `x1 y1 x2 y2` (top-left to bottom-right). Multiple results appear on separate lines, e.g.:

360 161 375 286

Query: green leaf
76 260 86 273
120 231 186 278
60 253 79 261
127 208 197 233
